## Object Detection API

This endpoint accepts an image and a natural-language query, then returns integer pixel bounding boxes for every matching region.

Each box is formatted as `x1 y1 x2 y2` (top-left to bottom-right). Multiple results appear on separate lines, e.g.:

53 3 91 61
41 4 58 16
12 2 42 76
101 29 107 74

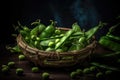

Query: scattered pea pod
91 62 120 71
99 36 120 51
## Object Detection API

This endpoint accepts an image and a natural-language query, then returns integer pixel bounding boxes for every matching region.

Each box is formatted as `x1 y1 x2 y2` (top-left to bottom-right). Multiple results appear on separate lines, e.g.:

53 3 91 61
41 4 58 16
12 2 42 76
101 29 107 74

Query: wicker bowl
16 28 97 68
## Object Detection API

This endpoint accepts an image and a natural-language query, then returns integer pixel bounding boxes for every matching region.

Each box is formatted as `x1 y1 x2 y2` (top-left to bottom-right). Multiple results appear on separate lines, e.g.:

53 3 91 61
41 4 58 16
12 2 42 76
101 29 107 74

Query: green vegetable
70 71 77 79
55 29 61 35
105 70 112 75
2 65 9 68
22 26 30 32
39 20 55 39
56 48 63 52
101 51 120 57
55 29 74 49
55 38 60 43
45 47 55 52
72 22 82 32
16 68 24 75
30 20 46 36
85 21 107 40
6 45 21 53
18 54 25 60
19 30 28 37
42 72 50 80
91 62 120 71
48 41 55 47
76 69 83 75
40 39 55 47
90 66 97 72
1 67 9 74
99 36 120 51
106 34 120 43
7 61 15 68
96 72 103 78
83 68 91 74
31 67 39 73
1 65 10 74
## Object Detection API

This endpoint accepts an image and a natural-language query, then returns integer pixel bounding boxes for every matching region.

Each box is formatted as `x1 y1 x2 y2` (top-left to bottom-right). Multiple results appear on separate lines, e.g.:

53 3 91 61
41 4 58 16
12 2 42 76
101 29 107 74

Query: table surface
0 43 120 80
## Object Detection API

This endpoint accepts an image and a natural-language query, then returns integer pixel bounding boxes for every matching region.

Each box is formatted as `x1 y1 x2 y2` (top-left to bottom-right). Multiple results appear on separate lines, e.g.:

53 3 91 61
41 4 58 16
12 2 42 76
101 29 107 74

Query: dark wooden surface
0 43 120 80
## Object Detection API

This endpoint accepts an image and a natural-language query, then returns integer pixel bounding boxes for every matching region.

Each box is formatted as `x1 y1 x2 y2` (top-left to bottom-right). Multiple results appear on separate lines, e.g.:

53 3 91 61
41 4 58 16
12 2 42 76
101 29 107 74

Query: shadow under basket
16 33 98 68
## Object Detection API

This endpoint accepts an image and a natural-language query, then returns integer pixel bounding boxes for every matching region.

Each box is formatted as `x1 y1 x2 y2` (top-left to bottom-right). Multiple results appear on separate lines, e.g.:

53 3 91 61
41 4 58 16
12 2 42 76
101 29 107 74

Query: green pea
7 61 15 68
48 41 55 47
55 39 60 43
90 66 97 72
45 47 55 52
31 67 39 73
42 72 50 80
1 67 9 74
55 29 61 34
83 68 91 74
56 49 63 52
96 72 103 78
70 71 77 79
18 54 25 60
105 70 112 75
76 69 83 75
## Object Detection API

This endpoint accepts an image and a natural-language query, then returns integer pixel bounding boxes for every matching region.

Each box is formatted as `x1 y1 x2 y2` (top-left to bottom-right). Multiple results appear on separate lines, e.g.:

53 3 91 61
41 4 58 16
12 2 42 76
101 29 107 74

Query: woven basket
16 28 97 68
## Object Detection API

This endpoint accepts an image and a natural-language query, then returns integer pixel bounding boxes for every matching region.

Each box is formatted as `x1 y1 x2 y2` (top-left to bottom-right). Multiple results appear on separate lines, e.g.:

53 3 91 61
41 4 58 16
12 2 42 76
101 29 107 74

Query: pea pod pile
17 20 106 52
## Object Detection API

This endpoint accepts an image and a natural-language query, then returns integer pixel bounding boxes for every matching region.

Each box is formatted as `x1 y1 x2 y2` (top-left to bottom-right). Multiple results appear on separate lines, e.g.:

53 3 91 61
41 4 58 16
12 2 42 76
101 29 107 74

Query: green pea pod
85 21 107 40
20 30 28 37
91 62 120 71
39 20 55 39
99 36 120 51
30 21 46 36
106 34 120 43
40 39 55 47
72 22 82 32
55 29 74 49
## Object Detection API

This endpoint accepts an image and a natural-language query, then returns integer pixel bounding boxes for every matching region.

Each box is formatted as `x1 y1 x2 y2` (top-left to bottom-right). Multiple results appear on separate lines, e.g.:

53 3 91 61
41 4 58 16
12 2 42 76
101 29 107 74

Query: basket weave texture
17 29 97 67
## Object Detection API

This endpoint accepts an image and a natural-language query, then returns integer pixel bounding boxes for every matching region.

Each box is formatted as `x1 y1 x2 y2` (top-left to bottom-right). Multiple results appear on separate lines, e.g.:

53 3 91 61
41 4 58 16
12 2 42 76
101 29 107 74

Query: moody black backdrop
0 0 120 44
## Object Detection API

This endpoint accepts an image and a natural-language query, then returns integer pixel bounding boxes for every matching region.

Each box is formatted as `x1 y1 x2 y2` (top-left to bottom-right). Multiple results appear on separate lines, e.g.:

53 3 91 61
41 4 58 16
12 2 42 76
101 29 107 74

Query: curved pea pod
39 20 56 39
30 22 46 36
55 29 74 49
106 34 120 43
91 62 120 71
99 36 120 51
85 21 107 40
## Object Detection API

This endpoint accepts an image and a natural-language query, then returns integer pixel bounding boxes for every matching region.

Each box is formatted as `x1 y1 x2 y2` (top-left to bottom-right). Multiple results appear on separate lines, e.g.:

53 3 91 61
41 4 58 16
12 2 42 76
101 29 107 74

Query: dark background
0 0 120 44
0 1 120 80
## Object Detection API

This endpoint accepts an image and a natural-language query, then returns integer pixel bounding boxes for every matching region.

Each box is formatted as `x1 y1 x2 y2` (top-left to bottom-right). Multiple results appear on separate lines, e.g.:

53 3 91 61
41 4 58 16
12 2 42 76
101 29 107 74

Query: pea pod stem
107 23 120 35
